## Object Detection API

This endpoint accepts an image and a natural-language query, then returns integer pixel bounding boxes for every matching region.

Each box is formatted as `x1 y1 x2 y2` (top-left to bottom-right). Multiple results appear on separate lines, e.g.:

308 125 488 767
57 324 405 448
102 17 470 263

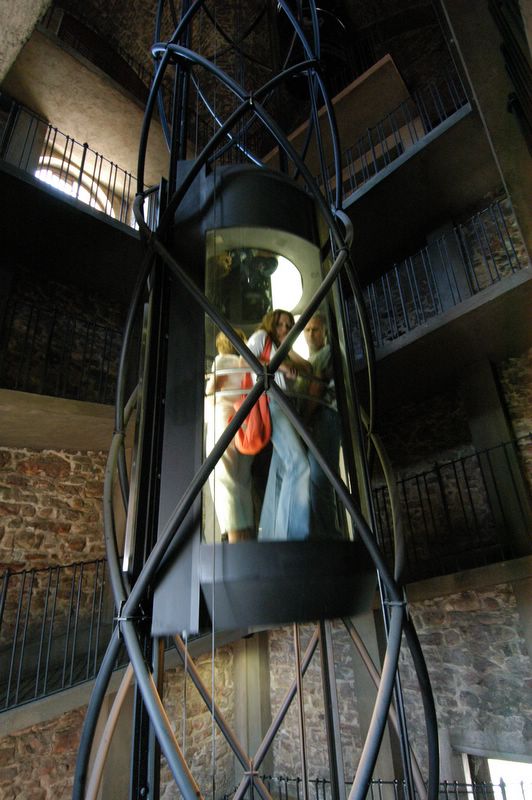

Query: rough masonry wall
377 386 475 476
268 623 362 781
0 647 237 800
0 707 85 800
160 647 236 799
0 446 106 573
400 583 532 772
497 345 532 492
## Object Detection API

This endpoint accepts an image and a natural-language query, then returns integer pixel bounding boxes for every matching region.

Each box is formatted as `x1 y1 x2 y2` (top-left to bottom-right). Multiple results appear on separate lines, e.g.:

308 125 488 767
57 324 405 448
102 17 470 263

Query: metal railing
320 74 469 201
223 777 532 800
0 559 125 712
372 436 532 582
0 298 122 404
0 94 158 227
357 197 529 350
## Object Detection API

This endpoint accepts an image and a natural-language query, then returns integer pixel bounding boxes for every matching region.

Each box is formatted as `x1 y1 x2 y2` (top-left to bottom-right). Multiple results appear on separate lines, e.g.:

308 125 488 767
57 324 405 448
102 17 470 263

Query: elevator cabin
122 164 375 637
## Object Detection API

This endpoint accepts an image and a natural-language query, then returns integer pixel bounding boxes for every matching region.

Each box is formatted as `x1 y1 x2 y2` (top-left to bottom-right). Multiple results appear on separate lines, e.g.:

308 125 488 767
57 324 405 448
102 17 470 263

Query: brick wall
160 647 236 799
268 622 362 780
0 707 85 800
497 346 532 493
399 584 532 775
0 447 106 573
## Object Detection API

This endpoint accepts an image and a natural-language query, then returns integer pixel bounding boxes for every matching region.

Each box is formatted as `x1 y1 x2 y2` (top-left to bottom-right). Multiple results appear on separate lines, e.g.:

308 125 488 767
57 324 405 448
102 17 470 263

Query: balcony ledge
0 388 115 451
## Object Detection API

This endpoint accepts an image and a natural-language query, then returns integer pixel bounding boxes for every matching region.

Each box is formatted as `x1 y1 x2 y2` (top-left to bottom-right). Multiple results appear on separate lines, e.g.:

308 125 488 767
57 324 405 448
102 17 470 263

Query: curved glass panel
203 226 350 545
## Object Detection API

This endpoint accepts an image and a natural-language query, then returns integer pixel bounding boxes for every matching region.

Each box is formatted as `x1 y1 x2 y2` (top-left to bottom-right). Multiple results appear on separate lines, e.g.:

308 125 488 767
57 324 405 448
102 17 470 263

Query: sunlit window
35 165 115 218
488 758 532 800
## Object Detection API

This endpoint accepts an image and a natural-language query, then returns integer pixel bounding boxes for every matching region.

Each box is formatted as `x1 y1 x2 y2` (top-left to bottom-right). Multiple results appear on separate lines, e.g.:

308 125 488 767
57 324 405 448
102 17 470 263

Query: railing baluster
34 567 54 698
14 570 36 704
495 199 522 269
355 195 526 349
61 564 77 688
43 565 60 695
69 562 84 685
5 572 27 708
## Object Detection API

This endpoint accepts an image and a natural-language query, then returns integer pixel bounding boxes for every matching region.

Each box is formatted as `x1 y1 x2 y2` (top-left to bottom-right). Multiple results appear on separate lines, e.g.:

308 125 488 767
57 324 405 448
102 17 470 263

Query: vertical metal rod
69 561 85 685
86 562 98 679
76 142 88 199
451 461 471 537
457 224 480 293
495 200 520 268
421 247 440 314
404 258 422 327
47 127 58 169
6 573 26 707
489 202 514 272
62 564 77 688
93 561 106 675
109 162 119 214
434 465 455 546
460 458 481 542
471 214 495 285
478 211 501 281
421 473 438 558
293 623 309 800
386 271 401 337
19 115 34 170
443 234 462 302
378 276 392 340
15 570 35 703
414 475 432 563
34 567 53 698
400 480 416 570
367 284 382 347
318 621 346 800
43 566 60 694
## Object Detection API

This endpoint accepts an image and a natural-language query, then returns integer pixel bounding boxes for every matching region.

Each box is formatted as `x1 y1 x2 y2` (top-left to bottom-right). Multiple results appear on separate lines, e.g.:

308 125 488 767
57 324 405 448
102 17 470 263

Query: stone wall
0 446 106 573
0 707 85 800
1 268 125 405
377 387 474 477
497 346 532 493
159 647 237 799
268 622 362 781
399 584 532 773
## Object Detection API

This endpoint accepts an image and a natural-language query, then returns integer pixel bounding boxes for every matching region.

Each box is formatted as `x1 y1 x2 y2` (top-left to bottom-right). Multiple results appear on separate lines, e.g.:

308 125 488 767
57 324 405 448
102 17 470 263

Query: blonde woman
205 329 254 542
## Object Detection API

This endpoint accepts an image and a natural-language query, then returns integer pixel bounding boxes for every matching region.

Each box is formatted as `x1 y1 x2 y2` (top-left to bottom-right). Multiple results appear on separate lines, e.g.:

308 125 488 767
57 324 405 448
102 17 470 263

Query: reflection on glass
204 329 254 543
204 231 346 543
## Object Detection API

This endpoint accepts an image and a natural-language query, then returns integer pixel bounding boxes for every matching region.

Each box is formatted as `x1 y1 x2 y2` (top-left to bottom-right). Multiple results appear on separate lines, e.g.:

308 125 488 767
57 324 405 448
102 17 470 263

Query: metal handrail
0 559 126 712
0 297 122 404
318 74 469 201
357 197 530 350
226 777 532 800
0 93 159 227
372 435 532 581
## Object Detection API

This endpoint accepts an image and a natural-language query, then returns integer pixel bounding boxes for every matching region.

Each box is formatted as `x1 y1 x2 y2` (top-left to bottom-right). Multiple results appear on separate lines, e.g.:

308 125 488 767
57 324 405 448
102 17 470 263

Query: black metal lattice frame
73 3 440 799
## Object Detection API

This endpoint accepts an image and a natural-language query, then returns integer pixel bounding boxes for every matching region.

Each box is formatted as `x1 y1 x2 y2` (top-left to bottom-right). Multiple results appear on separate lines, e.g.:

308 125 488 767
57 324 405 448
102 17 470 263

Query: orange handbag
232 336 272 455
